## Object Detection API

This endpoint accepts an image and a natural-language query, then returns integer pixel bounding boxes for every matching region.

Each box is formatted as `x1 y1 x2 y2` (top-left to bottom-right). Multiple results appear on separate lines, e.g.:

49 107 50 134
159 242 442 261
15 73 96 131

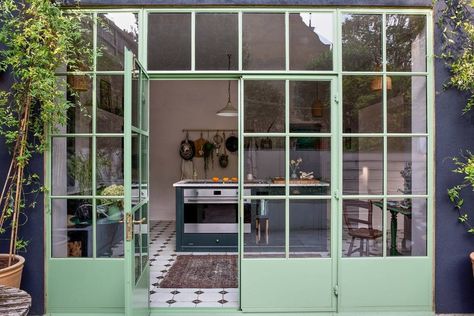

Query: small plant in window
290 158 303 179
100 185 124 220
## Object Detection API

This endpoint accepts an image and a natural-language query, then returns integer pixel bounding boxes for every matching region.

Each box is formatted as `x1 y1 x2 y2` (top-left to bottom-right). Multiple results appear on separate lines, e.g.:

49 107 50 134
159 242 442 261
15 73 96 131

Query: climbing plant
0 0 92 265
439 0 474 234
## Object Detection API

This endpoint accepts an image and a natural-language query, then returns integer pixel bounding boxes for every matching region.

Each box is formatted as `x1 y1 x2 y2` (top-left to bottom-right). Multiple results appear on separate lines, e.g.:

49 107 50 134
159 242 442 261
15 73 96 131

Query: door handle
133 217 147 224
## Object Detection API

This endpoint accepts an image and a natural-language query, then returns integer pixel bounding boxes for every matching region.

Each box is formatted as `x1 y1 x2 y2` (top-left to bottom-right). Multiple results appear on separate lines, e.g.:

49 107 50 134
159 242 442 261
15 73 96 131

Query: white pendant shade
216 101 238 117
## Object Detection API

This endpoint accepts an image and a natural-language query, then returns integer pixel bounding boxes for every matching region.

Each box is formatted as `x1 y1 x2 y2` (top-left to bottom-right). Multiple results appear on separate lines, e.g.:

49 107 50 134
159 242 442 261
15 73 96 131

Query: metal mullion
242 132 286 137
191 12 195 71
386 194 429 199
285 12 289 72
288 133 332 138
238 12 243 71
93 12 97 73
144 8 337 13
238 78 244 270
50 195 95 199
285 195 332 200
341 195 385 200
342 133 428 137
337 9 344 264
50 133 94 137
92 13 98 258
285 79 290 259
90 71 126 76
382 13 388 258
243 195 287 200
139 9 147 68
341 133 384 138
426 10 434 261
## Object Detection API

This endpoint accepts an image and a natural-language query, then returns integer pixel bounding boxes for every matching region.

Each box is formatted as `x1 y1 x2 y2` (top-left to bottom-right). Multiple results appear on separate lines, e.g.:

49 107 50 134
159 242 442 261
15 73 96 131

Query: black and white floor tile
149 221 239 308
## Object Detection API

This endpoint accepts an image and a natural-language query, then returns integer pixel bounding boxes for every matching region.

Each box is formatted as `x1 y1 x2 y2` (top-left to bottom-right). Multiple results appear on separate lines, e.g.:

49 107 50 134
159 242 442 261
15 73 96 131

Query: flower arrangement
290 158 303 179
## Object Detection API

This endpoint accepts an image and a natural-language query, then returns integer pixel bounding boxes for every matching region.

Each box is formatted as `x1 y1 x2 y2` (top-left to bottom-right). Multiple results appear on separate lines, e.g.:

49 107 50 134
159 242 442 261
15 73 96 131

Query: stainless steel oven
183 188 251 234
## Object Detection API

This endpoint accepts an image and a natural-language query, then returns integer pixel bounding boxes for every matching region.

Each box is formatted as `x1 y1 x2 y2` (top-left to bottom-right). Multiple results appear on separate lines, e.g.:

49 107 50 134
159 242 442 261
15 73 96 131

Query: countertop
173 179 330 187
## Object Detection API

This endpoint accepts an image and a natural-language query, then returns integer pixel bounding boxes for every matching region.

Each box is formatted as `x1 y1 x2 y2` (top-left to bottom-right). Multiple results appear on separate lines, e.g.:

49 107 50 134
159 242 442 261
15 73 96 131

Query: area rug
160 255 237 288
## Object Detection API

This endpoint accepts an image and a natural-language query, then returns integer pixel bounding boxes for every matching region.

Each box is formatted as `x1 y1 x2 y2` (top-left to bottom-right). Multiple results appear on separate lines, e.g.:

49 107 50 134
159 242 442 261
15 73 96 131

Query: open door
239 76 338 312
124 49 150 316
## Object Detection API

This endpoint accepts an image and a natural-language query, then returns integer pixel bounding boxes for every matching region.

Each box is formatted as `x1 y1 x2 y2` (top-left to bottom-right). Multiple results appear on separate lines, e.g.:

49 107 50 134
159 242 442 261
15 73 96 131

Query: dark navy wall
0 30 45 315
0 72 45 315
434 2 474 314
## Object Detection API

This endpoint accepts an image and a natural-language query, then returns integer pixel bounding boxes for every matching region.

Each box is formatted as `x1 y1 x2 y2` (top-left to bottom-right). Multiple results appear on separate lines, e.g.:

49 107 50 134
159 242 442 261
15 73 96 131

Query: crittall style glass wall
50 12 150 267
47 7 432 312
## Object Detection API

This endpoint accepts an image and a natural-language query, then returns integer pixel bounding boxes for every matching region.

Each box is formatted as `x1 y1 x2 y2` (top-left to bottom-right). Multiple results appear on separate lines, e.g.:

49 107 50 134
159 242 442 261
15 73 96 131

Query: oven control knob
215 239 220 243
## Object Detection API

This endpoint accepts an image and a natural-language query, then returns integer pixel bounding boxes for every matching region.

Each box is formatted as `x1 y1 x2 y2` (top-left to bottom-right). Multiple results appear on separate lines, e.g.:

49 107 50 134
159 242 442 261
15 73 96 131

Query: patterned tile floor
149 221 239 308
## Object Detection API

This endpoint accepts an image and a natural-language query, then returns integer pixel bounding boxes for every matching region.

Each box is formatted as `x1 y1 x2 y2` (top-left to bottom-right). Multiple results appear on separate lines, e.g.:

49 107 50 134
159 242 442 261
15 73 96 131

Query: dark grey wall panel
63 0 432 7
434 2 474 314
0 70 45 315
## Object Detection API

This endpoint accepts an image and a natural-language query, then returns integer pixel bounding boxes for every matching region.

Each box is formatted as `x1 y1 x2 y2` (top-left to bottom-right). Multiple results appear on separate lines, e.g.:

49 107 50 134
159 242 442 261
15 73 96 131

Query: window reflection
387 76 427 133
96 75 124 133
386 15 426 72
96 137 124 192
243 13 285 70
66 75 93 134
290 13 333 70
342 14 382 71
97 13 139 71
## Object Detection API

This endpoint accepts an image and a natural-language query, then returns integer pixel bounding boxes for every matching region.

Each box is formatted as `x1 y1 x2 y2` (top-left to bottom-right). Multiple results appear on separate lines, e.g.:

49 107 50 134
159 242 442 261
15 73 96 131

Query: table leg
390 211 401 256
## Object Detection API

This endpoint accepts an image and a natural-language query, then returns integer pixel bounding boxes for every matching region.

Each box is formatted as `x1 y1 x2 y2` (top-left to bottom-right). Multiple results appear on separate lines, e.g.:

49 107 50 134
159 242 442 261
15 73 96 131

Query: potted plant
439 0 474 276
100 185 125 220
0 0 92 287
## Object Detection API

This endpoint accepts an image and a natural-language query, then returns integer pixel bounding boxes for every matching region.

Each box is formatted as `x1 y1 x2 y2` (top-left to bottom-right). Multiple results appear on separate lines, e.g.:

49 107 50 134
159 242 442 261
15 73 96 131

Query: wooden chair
343 200 382 256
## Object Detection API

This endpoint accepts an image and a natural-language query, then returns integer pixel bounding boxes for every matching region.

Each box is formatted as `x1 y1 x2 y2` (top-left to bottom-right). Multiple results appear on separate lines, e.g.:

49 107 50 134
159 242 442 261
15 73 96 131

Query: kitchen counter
173 179 330 187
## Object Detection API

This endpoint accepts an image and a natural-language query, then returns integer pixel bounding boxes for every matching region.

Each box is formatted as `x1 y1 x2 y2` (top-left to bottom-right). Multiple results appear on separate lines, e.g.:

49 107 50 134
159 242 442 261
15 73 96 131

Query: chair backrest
342 200 373 231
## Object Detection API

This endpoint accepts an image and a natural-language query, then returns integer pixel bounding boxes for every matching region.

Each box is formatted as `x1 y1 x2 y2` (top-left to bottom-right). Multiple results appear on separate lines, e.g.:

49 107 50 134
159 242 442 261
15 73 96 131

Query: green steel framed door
124 49 150 316
239 76 338 312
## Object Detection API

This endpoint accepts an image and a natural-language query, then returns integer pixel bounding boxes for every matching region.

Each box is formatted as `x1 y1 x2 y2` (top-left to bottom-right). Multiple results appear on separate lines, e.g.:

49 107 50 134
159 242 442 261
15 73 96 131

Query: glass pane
289 200 331 258
134 208 141 284
96 137 124 192
289 137 331 196
66 75 93 134
289 13 333 70
243 13 285 70
343 76 383 133
51 199 93 258
67 14 94 71
388 137 427 195
96 198 124 258
195 13 238 70
343 137 383 195
97 75 124 133
387 15 426 72
52 137 92 196
244 199 285 258
132 65 141 128
140 204 149 273
387 76 427 133
141 135 149 201
290 81 330 133
244 137 285 195
387 198 427 256
147 13 191 70
97 13 139 71
342 199 383 257
342 14 382 71
132 134 140 207
141 75 149 132
244 80 285 133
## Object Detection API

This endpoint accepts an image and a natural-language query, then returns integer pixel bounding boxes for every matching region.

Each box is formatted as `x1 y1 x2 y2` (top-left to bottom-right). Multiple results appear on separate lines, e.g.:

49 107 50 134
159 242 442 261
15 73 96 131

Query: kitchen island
173 179 330 252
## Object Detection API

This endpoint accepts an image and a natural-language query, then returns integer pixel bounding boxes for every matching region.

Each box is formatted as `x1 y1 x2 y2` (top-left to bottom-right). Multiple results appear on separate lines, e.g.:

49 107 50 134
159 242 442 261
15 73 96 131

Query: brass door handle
133 217 147 224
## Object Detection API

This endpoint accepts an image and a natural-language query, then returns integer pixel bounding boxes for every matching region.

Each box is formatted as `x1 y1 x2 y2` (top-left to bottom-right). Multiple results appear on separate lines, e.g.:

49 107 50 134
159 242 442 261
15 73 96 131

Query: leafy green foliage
0 0 92 257
439 0 474 235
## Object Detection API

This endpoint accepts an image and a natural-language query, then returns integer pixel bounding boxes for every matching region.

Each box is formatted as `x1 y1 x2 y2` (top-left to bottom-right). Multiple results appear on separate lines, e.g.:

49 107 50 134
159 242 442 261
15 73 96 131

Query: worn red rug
159 255 237 288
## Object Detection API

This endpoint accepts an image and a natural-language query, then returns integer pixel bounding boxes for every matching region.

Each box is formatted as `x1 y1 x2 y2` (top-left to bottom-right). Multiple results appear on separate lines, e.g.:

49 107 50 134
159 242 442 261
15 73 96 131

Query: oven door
183 202 251 233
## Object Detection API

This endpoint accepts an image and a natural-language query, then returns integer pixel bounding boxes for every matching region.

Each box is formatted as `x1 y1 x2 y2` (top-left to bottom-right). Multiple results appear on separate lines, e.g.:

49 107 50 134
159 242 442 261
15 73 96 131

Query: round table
0 285 31 316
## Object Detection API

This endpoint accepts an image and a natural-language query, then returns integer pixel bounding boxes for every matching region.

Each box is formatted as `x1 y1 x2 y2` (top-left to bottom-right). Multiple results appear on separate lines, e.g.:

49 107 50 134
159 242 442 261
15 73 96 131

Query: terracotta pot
0 254 25 288
471 252 474 278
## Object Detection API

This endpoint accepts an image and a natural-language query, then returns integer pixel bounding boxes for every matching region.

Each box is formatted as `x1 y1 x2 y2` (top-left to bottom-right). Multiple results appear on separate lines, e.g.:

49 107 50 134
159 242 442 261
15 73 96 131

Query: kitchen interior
149 77 333 308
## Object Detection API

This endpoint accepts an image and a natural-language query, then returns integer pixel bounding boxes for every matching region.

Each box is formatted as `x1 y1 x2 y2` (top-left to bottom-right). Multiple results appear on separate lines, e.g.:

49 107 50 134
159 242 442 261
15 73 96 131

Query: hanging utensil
219 132 229 168
179 132 195 161
194 131 206 158
213 131 223 155
225 130 238 153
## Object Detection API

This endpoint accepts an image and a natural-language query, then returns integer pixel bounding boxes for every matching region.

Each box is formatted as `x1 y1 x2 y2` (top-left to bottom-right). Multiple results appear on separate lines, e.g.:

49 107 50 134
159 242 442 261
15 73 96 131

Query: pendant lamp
217 54 238 117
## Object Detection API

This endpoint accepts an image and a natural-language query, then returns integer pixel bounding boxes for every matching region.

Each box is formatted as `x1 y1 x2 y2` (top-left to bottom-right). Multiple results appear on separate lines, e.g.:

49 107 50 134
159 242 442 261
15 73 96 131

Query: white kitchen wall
149 80 238 221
